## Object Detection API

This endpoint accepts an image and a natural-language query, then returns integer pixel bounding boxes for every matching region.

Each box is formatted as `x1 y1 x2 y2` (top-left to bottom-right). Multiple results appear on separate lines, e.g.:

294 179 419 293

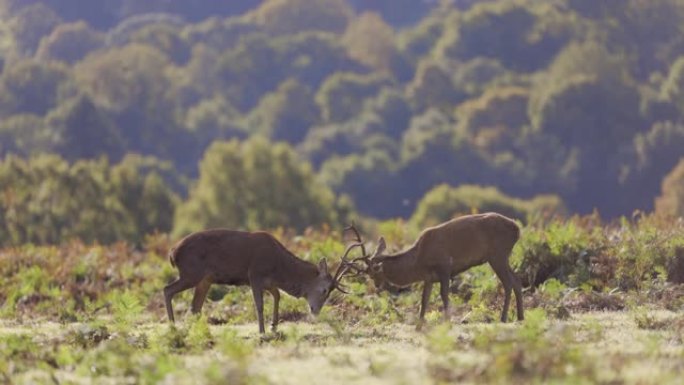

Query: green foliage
436 1 572 71
173 137 339 234
35 21 104 64
515 219 595 288
0 59 72 116
187 315 214 350
406 60 465 113
8 3 62 55
1 0 683 222
246 78 320 144
316 72 393 123
111 290 144 328
251 0 354 35
0 153 178 245
411 184 564 227
343 12 398 73
655 158 684 218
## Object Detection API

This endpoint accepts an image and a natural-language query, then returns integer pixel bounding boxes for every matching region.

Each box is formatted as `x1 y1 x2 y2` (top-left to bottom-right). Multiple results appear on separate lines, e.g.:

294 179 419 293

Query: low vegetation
1 214 683 383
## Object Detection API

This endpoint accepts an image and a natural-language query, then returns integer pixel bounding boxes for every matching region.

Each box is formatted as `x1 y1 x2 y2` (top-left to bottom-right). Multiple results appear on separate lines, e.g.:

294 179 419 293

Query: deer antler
332 223 370 293
344 221 367 258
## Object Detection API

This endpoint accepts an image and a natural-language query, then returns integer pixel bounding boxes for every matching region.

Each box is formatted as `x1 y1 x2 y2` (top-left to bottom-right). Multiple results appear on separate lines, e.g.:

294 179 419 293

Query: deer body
164 229 337 333
367 213 524 326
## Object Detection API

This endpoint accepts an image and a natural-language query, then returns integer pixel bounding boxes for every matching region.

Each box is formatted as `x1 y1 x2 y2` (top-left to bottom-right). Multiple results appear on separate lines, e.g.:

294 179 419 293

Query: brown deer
346 213 524 328
163 229 357 333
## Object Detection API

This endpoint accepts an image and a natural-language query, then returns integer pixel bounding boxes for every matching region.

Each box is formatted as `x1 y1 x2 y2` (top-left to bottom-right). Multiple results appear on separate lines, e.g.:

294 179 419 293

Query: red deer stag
163 229 357 333
346 213 524 328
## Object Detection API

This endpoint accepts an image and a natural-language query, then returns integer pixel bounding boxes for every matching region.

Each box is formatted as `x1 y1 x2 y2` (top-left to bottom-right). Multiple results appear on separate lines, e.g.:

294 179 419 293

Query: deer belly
214 273 249 286
216 278 249 286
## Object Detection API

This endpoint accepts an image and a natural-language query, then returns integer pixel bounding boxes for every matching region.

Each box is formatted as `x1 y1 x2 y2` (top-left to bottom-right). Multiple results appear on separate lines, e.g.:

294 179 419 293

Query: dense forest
1 0 684 245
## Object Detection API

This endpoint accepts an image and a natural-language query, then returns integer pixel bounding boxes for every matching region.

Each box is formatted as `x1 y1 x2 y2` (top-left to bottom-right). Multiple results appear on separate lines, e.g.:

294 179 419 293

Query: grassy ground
2 307 683 385
2 216 684 384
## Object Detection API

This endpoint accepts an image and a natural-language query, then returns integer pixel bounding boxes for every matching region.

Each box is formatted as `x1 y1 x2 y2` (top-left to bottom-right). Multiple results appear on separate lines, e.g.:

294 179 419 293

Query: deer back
170 229 319 286
413 213 520 271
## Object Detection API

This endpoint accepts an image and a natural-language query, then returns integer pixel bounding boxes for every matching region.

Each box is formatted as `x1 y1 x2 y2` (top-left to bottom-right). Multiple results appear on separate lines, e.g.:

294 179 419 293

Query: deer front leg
417 281 433 331
251 284 266 333
268 288 280 331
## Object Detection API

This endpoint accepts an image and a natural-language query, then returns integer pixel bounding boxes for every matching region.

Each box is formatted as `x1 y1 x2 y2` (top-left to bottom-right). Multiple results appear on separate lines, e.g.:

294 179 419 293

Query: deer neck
274 255 318 298
380 248 423 287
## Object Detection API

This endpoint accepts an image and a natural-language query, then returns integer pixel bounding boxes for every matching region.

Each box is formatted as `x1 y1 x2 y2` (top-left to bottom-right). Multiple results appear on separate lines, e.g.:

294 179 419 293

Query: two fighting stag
163 212 524 332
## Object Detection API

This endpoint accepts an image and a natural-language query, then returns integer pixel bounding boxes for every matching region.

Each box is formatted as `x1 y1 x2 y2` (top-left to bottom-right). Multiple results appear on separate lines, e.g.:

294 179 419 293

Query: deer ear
373 237 386 257
318 258 328 275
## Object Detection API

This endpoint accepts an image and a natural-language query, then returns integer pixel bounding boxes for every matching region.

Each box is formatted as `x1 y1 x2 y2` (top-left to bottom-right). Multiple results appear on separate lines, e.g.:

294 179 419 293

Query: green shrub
514 219 597 287
410 184 565 227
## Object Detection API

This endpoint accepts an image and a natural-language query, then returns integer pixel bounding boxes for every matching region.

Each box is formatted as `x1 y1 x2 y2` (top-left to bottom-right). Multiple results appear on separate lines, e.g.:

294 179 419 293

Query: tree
0 60 72 116
0 114 48 157
74 43 183 158
45 94 124 161
251 0 354 35
320 150 402 218
109 154 179 237
528 41 646 215
0 154 178 245
410 184 565 227
625 122 684 211
661 56 684 112
360 88 413 140
246 78 320 144
278 32 364 89
126 22 191 65
8 3 62 56
347 0 435 27
655 158 684 218
452 58 508 96
173 137 339 235
35 21 104 64
455 87 530 140
315 72 392 122
406 60 466 113
299 123 359 168
435 1 573 72
183 95 246 150
398 2 455 64
343 12 398 73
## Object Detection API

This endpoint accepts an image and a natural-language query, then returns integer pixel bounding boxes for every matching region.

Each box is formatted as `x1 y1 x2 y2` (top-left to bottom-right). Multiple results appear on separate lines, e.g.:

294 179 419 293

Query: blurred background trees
1 0 684 244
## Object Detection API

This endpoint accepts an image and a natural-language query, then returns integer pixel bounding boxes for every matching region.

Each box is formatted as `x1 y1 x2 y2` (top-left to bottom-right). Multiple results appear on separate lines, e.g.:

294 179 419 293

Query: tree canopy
2 0 684 243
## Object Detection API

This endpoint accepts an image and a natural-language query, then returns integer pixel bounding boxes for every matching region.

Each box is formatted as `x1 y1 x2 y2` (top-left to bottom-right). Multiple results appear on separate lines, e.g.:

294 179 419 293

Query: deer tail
512 220 521 241
168 247 178 268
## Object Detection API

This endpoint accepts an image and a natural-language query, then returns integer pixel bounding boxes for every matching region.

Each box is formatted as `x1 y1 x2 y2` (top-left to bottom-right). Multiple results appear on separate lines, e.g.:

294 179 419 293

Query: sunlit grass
1 311 683 384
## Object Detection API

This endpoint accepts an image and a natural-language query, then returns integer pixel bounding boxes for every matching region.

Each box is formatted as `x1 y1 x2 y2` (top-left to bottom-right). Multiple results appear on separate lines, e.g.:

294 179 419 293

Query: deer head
306 238 365 314
304 259 336 315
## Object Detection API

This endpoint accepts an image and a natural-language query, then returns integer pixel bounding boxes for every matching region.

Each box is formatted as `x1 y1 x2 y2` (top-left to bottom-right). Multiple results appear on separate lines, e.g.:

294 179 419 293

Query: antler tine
343 221 367 257
333 241 365 282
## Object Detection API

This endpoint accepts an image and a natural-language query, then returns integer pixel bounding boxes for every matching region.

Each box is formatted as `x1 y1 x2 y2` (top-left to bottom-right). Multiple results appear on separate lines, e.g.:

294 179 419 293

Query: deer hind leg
438 272 451 321
191 276 213 315
417 281 433 331
250 284 266 334
509 265 524 321
163 278 195 323
489 259 513 322
268 288 280 331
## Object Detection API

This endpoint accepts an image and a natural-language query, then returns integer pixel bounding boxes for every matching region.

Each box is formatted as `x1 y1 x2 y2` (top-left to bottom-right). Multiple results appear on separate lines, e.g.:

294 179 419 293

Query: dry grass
1 311 683 385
